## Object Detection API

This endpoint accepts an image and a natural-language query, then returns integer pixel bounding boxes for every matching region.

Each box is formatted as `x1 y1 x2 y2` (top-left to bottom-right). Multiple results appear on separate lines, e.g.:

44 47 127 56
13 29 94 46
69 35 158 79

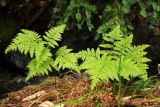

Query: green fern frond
123 44 150 79
99 25 150 63
79 25 150 89
119 57 147 80
127 45 150 63
5 29 42 58
100 33 133 58
26 57 54 81
54 46 80 73
104 25 123 41
78 48 104 60
80 54 119 89
35 45 52 69
5 24 66 81
44 24 66 48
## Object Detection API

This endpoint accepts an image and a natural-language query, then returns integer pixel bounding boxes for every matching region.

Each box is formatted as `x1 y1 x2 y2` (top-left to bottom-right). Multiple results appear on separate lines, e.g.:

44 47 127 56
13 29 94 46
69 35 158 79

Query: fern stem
117 56 122 107
54 74 57 87
112 81 116 95
118 76 122 107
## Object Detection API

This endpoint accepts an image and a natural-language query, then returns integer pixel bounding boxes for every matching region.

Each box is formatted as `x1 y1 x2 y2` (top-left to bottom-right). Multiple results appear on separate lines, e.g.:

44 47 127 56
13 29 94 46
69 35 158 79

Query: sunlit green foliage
78 25 150 89
5 25 150 90
5 25 66 80
54 46 80 73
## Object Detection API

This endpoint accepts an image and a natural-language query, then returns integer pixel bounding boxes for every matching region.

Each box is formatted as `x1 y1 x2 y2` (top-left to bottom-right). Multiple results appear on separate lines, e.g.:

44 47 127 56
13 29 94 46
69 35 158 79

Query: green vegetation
132 76 159 98
79 25 150 89
98 0 160 36
63 0 97 31
49 0 160 37
50 0 97 31
2 0 160 106
5 25 67 80
78 25 150 106
5 25 150 100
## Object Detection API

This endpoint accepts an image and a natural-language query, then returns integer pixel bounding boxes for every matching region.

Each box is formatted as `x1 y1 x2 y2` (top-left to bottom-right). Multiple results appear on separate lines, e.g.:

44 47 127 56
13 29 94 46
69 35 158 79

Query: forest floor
0 72 160 107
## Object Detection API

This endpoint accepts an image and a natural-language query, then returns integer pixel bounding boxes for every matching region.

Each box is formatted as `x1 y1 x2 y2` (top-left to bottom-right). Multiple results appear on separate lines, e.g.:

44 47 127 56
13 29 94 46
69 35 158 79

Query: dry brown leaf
22 91 46 102
39 101 54 107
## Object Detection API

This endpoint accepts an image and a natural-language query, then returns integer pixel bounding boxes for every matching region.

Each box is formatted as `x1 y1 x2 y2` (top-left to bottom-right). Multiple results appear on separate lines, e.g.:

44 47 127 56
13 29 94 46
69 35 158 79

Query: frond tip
44 24 66 48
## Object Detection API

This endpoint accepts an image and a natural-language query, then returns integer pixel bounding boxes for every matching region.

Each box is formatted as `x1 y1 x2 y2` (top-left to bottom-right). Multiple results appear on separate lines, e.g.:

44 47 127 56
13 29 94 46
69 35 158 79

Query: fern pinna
5 25 67 80
54 46 79 73
78 25 150 89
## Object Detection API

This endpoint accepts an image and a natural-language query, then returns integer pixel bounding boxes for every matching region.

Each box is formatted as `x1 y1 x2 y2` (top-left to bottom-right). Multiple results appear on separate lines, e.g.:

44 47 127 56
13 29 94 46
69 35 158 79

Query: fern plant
5 24 150 93
78 25 150 89
5 24 79 80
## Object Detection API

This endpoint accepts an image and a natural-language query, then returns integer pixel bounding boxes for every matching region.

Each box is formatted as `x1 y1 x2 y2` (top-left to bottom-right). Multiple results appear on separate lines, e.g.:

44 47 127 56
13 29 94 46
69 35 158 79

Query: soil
0 72 160 107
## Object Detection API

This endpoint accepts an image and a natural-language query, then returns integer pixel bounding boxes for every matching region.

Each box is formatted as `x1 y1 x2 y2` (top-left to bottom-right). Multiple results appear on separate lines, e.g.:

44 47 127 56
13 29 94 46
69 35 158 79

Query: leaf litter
0 72 160 107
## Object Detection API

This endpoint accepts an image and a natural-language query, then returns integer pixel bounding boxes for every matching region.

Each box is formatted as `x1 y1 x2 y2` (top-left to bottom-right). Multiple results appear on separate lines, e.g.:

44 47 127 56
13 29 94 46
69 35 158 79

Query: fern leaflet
44 24 66 48
54 46 80 73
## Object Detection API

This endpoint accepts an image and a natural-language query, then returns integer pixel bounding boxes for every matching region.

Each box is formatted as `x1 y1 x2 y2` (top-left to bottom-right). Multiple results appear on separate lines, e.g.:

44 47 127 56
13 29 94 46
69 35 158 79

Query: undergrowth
5 24 150 85
5 24 150 106
5 24 79 80
78 25 150 89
